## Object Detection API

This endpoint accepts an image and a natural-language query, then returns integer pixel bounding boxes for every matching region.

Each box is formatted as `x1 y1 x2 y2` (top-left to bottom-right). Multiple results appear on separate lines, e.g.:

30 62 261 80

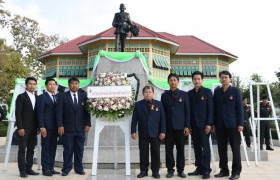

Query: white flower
111 104 117 110
118 104 123 109
117 81 121 86
110 101 114 105
121 99 125 104
100 100 104 104
100 73 106 78
98 106 102 110
92 102 97 107
126 102 130 109
122 80 127 85
104 106 109 111
112 82 116 86
124 73 127 77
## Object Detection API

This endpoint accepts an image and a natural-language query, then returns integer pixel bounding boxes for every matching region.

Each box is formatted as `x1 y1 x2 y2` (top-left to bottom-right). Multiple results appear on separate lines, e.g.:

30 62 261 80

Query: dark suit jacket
161 89 191 131
131 99 166 138
56 91 91 133
37 92 57 130
188 87 213 128
15 92 38 129
213 86 244 129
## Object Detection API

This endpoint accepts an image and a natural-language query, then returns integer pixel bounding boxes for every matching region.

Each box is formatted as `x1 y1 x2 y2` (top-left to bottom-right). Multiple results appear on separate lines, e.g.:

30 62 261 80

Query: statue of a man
112 3 132 52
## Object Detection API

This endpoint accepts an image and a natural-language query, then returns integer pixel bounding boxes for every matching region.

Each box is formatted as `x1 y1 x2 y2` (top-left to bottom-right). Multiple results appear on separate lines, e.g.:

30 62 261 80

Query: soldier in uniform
112 3 133 52
242 97 251 148
259 95 274 151
188 71 213 179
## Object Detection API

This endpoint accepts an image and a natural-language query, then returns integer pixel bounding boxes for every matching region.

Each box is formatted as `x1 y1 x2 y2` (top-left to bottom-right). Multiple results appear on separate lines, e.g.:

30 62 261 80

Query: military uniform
112 11 132 52
259 103 272 148
243 105 251 147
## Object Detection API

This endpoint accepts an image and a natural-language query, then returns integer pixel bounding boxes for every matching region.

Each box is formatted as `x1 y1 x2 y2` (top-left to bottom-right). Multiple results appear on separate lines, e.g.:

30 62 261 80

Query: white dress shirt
70 91 78 104
26 90 36 110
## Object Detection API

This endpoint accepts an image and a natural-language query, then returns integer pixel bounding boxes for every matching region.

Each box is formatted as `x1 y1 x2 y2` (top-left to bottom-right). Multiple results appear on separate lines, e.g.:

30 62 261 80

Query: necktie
73 93 78 105
52 94 56 104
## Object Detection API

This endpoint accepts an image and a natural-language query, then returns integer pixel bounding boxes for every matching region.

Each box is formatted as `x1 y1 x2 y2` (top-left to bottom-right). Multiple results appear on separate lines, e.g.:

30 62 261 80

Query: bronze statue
112 3 139 52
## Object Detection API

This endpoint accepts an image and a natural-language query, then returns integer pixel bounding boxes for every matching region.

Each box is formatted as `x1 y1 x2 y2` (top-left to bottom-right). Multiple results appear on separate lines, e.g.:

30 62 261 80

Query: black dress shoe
266 146 274 151
26 169 39 175
229 174 240 180
178 172 187 178
188 169 203 176
75 171 86 175
202 172 210 179
51 170 60 174
20 171 28 178
214 171 229 178
61 172 68 176
152 173 160 179
137 171 148 178
43 171 53 176
166 171 174 178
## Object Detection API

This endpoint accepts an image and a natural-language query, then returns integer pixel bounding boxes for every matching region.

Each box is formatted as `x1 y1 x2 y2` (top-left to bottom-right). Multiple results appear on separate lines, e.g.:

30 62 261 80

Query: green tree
10 15 65 78
0 0 10 28
0 38 28 103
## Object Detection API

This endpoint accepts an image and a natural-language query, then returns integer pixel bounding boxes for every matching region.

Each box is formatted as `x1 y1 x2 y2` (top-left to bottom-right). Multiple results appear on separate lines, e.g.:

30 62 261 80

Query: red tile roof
37 35 93 59
158 32 237 58
36 22 237 60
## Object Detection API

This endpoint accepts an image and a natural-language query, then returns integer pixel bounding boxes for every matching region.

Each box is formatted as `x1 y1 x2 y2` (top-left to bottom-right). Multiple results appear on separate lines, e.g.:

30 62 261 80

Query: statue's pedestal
91 116 131 176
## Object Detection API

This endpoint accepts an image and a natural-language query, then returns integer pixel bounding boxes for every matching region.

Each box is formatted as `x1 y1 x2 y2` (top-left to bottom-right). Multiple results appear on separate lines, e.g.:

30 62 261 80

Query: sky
1 0 280 82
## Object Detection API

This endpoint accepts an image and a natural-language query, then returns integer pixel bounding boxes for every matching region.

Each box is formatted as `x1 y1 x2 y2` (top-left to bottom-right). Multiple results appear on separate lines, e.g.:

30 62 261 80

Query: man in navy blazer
15 77 39 177
37 78 60 176
161 73 190 178
56 77 91 176
131 86 166 179
188 71 213 179
212 71 244 180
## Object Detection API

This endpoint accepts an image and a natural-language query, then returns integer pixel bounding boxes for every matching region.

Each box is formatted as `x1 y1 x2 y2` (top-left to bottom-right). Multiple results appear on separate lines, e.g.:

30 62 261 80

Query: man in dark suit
15 77 39 178
37 78 60 176
188 71 213 179
212 71 244 180
56 77 91 176
131 86 166 179
161 73 191 178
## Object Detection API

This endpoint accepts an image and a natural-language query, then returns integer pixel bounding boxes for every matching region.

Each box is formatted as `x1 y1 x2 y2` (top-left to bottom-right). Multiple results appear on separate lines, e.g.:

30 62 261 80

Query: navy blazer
15 92 38 130
37 92 57 130
56 91 91 133
188 87 213 128
131 99 166 138
213 86 244 129
161 89 191 131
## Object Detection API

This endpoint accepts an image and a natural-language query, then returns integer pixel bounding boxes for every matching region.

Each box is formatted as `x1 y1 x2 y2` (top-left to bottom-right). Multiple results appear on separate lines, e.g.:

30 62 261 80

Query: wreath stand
91 116 131 176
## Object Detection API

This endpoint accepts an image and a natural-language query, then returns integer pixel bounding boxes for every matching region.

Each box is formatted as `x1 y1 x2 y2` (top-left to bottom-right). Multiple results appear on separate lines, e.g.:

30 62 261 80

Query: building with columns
36 22 237 80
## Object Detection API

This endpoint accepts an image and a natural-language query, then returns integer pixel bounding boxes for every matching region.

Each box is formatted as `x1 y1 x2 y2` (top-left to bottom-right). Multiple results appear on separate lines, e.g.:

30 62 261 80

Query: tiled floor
1 147 279 180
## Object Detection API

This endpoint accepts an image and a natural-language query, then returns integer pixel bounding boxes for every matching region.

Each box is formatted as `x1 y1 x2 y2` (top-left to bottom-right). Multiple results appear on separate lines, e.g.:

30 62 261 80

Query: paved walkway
1 147 279 180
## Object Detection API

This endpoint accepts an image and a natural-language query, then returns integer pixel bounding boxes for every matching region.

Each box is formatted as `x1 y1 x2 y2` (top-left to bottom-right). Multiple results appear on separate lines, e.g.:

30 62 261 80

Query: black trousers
115 33 127 52
41 130 58 172
62 131 85 173
139 137 160 174
216 128 242 175
18 128 37 172
165 130 185 173
243 121 251 146
192 126 212 174
260 121 271 146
